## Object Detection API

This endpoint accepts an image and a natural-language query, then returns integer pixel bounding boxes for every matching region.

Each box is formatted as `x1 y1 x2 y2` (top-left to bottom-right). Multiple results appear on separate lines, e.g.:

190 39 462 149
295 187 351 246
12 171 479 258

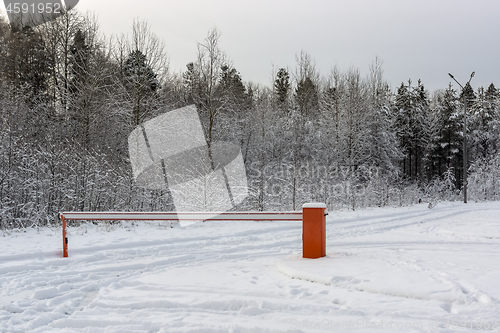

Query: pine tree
485 84 500 155
394 81 413 179
461 82 476 110
469 84 500 160
433 85 461 185
182 62 199 105
69 29 90 94
219 65 247 109
295 77 319 118
413 80 432 181
394 79 431 182
274 68 290 109
217 64 250 144
2 26 50 103
123 50 159 126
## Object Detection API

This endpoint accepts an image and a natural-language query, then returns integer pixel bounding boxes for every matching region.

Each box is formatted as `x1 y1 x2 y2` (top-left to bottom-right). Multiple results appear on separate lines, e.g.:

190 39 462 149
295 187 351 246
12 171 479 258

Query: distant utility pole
448 72 475 204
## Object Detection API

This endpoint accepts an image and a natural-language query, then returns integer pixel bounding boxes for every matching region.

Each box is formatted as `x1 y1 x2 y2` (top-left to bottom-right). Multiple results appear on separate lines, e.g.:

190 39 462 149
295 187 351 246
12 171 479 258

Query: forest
1 12 499 229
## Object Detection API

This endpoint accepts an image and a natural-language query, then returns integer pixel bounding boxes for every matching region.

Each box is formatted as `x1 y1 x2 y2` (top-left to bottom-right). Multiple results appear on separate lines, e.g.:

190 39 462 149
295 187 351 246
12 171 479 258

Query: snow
1 202 500 332
302 203 327 208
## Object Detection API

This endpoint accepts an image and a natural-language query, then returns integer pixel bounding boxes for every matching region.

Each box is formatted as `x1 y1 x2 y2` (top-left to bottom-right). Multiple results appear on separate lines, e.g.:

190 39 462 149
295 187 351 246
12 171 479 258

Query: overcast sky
75 0 499 92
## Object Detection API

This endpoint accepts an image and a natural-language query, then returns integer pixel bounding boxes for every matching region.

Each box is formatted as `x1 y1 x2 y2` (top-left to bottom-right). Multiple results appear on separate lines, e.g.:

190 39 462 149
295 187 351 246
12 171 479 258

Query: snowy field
1 202 500 333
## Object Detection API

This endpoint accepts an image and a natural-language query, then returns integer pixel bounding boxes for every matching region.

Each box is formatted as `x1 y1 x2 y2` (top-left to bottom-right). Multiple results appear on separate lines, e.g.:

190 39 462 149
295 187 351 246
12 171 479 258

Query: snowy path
1 202 500 332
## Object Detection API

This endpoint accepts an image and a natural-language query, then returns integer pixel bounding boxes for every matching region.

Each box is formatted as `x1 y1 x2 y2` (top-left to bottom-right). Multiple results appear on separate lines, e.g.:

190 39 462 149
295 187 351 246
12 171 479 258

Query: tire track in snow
2 203 500 332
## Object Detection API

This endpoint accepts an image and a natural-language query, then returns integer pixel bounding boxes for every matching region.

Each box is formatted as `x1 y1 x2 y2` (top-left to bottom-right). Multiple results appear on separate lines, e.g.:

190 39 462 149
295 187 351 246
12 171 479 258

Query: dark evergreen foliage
274 68 290 105
295 77 319 118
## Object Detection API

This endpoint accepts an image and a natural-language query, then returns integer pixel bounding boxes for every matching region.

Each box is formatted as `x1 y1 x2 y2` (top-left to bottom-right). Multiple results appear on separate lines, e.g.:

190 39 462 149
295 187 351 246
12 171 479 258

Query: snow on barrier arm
59 211 304 258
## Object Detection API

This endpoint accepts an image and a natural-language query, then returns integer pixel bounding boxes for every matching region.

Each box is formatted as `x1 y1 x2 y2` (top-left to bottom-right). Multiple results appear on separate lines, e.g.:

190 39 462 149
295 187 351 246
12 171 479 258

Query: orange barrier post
302 203 327 259
61 214 68 258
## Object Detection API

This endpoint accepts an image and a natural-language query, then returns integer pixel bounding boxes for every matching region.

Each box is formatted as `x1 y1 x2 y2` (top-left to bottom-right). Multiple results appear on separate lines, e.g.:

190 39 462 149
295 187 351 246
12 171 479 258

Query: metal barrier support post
302 203 326 259
61 214 68 258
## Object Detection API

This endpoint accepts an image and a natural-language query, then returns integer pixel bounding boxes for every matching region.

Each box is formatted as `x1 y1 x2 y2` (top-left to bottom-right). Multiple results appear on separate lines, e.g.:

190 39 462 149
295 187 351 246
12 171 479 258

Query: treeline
1 13 499 229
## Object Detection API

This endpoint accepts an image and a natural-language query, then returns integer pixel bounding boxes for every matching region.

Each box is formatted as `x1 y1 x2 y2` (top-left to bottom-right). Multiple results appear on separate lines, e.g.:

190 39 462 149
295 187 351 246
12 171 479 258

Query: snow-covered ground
1 202 500 332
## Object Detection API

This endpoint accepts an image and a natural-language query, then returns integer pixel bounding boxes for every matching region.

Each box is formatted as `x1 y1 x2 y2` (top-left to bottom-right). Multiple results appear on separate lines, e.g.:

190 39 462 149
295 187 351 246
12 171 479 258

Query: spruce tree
295 77 319 118
434 84 461 184
123 50 158 125
274 68 290 113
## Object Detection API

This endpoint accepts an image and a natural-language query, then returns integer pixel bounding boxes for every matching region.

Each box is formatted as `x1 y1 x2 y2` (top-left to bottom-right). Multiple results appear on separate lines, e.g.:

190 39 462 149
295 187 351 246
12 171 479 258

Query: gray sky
76 0 500 92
